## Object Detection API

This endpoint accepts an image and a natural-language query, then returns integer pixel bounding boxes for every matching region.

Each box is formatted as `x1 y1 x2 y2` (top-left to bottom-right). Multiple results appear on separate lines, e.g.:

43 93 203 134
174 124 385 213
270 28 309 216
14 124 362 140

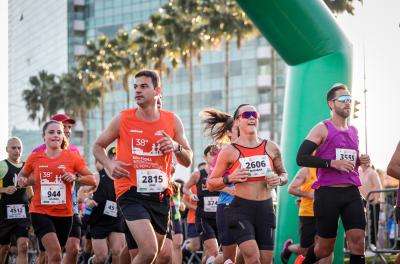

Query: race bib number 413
136 169 168 193
239 155 272 178
336 148 357 165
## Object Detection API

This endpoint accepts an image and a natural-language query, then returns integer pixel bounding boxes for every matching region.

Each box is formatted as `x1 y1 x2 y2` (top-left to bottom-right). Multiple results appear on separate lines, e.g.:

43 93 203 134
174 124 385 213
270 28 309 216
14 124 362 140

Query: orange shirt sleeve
73 152 87 173
22 153 37 175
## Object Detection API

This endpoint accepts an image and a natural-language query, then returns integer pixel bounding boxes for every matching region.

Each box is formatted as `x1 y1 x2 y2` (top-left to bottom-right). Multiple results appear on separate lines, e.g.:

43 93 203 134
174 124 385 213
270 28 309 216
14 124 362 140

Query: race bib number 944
41 185 66 205
136 169 168 193
336 148 357 165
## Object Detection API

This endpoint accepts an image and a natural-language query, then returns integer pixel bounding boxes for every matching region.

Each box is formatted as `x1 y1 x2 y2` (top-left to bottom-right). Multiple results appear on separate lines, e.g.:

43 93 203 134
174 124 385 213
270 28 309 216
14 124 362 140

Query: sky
0 0 399 170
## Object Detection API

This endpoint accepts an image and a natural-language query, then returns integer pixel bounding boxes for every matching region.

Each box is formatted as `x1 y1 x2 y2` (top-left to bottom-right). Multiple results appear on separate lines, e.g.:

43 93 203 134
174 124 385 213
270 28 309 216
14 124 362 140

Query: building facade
9 0 286 171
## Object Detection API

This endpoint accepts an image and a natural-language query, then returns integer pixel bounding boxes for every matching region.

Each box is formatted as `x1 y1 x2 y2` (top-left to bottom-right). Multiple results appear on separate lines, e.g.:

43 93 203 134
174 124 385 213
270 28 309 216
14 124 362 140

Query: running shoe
280 238 293 264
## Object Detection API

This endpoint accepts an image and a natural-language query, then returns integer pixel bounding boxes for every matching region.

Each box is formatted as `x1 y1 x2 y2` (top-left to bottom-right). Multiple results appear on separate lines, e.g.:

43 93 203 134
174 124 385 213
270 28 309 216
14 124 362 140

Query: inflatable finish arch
236 0 352 263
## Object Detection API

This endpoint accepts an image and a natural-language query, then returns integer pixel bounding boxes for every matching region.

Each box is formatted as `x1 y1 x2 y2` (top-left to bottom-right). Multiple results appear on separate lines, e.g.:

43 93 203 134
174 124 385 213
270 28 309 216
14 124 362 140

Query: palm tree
161 0 205 159
323 0 363 15
78 35 117 129
60 71 101 155
201 0 255 112
22 70 63 126
109 31 148 108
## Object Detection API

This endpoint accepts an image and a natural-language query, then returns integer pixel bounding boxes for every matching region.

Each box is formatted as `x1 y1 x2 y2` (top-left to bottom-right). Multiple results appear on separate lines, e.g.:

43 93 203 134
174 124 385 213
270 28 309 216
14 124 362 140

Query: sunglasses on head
333 95 352 104
239 111 259 119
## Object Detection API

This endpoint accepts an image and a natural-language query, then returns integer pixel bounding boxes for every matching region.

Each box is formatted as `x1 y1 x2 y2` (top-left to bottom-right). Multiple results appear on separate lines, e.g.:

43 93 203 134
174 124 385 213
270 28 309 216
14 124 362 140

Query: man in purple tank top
296 83 370 264
387 142 400 264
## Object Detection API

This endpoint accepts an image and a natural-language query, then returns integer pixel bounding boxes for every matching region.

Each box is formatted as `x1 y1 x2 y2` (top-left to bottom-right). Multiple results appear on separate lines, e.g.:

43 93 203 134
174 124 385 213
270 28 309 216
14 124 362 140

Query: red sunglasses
239 111 259 119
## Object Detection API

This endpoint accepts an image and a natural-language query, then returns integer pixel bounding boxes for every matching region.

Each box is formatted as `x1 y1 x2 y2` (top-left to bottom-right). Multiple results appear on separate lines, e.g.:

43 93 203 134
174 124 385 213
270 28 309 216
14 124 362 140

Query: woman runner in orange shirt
18 120 95 264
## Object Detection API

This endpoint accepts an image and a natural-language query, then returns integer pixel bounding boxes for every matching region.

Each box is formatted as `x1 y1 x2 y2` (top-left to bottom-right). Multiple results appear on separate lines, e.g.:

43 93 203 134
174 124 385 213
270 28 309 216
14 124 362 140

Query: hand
190 193 199 202
306 190 314 199
3 186 17 195
86 198 98 208
179 203 186 212
266 172 280 188
224 187 236 196
331 159 355 173
360 154 371 167
17 176 29 188
157 131 177 154
106 160 131 179
229 168 248 183
61 169 76 183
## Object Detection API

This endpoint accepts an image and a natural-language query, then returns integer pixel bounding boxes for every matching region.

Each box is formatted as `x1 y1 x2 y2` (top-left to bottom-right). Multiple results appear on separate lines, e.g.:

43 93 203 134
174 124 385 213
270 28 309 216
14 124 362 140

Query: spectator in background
359 165 383 247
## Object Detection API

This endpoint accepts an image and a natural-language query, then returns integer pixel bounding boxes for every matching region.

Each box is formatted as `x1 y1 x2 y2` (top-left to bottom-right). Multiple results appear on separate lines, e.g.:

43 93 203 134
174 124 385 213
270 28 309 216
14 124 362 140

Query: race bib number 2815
136 169 168 193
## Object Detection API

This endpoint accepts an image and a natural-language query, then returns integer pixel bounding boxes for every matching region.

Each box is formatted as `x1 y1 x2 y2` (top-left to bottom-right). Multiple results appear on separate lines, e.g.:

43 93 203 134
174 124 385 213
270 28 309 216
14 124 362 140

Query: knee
243 255 261 264
47 251 62 263
314 245 333 259
17 241 29 255
94 254 108 264
67 242 80 256
140 247 158 263
157 252 172 264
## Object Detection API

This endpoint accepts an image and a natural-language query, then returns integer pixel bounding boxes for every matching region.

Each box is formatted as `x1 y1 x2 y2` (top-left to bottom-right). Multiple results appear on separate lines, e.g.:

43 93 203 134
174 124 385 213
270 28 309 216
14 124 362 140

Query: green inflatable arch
236 0 352 263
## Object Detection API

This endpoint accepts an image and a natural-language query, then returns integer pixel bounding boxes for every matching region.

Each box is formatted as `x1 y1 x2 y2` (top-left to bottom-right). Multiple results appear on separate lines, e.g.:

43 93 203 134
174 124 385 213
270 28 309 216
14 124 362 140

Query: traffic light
353 100 360 119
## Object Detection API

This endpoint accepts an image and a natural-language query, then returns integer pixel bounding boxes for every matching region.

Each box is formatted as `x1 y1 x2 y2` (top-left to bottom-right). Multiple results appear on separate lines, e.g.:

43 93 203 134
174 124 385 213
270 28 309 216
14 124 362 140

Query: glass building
8 0 286 171
8 0 70 156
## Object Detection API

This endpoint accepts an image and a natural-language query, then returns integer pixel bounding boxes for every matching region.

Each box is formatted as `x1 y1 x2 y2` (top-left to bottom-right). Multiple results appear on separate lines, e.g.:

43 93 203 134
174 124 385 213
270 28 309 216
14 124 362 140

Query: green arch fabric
236 0 352 263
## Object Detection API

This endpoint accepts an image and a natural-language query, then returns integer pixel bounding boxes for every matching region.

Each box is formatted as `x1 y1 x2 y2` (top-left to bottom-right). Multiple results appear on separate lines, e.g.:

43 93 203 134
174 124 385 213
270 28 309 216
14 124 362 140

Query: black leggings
31 213 73 250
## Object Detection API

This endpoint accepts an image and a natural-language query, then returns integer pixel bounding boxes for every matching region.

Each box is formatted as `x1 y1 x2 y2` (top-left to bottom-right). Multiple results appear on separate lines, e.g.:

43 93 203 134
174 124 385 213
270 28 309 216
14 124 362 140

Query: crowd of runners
1 69 400 264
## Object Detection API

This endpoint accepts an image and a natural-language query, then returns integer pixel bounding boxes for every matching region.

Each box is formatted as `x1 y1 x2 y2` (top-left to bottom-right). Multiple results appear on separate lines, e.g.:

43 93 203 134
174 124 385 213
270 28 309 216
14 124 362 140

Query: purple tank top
312 120 361 189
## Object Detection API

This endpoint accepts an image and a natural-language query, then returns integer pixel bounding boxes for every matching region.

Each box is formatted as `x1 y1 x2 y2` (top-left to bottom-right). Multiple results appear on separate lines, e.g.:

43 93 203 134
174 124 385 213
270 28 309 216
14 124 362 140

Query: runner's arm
387 142 400 180
288 168 312 198
172 115 193 168
183 172 200 199
93 114 121 169
77 166 96 187
297 123 331 168
267 140 288 185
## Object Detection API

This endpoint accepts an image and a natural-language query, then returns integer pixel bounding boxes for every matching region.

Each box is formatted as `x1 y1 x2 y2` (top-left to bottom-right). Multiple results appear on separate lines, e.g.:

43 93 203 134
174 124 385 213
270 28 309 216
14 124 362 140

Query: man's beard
334 106 350 118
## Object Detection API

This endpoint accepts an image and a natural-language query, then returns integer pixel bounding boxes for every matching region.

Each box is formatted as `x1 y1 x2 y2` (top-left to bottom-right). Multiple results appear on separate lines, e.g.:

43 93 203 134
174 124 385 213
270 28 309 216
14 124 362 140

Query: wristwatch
174 144 183 153
223 175 230 185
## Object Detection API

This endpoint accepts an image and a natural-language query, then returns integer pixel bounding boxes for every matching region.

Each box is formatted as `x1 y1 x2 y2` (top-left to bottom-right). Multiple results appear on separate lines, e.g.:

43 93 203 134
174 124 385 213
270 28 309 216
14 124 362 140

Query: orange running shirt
183 186 197 224
115 108 176 198
231 140 274 182
299 168 317 217
22 150 86 217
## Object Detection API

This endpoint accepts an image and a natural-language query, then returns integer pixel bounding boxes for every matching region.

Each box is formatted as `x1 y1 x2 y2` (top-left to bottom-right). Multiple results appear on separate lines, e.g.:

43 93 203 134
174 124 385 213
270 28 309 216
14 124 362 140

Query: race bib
136 169 168 193
41 184 66 205
204 196 218 212
239 155 272 177
103 200 118 217
336 148 357 165
6 204 26 219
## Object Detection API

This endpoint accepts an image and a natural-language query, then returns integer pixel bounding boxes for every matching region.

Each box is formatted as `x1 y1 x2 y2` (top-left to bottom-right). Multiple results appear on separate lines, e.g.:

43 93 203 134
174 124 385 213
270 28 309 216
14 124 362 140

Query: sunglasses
239 111 259 119
333 95 352 104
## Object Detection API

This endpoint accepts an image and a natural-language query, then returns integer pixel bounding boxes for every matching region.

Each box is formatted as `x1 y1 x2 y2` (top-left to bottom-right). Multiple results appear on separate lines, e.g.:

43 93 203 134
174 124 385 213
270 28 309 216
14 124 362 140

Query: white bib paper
6 204 26 219
136 169 168 193
239 155 272 178
103 200 118 217
336 148 357 165
41 184 66 205
203 196 218 212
